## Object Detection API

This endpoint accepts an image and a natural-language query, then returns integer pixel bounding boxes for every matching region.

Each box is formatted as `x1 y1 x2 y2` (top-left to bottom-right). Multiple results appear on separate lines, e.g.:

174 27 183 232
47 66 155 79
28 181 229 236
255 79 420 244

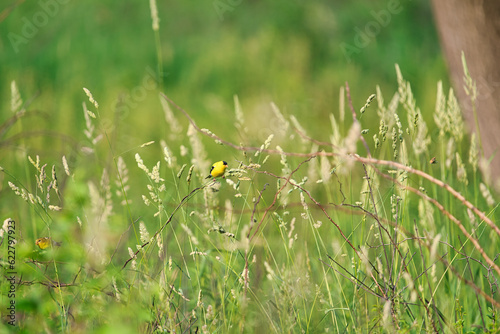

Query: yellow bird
35 237 61 250
205 161 228 179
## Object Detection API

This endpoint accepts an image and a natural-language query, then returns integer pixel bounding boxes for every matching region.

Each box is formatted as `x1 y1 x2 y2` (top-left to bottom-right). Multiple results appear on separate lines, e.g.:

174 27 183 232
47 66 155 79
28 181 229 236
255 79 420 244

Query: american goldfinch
35 237 61 250
205 161 228 179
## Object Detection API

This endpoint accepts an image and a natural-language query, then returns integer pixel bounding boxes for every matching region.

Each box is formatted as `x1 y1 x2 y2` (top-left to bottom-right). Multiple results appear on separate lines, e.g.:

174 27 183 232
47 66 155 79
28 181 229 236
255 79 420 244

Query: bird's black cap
223 161 228 165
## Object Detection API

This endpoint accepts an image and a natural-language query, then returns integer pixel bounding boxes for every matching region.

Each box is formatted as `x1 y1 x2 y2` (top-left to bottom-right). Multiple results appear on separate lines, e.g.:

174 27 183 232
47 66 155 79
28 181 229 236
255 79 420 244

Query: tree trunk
431 0 500 191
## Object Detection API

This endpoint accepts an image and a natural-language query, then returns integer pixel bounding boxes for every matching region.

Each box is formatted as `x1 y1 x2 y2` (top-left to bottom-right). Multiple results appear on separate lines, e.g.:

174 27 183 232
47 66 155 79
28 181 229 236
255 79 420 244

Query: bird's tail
205 175 211 179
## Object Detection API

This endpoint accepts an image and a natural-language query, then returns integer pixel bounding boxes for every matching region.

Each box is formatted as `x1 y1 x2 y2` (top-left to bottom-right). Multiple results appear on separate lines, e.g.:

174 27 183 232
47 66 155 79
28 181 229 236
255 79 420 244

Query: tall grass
1 58 498 333
1 3 498 332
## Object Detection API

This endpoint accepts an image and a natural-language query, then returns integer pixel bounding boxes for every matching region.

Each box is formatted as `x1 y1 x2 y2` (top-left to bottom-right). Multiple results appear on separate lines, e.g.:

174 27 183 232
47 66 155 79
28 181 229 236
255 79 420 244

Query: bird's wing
205 165 215 179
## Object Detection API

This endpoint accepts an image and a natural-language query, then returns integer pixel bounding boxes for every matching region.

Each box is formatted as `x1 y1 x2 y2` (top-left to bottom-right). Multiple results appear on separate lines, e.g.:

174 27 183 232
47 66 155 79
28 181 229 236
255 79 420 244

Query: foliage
1 65 499 332
1 1 498 333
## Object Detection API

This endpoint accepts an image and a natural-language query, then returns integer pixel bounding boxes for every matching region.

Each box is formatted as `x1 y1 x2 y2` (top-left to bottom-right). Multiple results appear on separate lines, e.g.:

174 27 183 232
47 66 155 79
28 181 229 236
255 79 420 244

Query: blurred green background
3 2 495 332
1 0 446 161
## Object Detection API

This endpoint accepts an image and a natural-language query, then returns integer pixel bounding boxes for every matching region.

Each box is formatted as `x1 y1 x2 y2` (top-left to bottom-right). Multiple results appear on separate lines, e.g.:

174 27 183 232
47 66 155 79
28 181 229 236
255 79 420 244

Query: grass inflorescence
1 63 499 334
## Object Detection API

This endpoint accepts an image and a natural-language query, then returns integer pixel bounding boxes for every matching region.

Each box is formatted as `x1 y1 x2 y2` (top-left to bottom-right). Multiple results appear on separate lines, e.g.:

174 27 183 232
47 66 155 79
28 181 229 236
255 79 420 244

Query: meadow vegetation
1 1 498 333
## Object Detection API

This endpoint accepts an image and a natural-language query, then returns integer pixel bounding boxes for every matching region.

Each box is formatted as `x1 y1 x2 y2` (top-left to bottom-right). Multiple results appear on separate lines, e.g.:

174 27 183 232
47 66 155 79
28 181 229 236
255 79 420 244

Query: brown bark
431 0 500 190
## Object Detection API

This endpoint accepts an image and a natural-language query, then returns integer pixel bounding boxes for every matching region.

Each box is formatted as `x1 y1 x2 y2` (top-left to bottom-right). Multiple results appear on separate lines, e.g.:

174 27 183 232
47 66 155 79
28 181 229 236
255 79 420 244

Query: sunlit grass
1 1 497 333
1 60 498 332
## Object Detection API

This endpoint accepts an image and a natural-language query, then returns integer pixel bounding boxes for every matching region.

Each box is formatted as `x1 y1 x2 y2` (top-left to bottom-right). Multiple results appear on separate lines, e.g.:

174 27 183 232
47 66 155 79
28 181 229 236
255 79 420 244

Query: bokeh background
4 2 500 333
1 0 446 160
